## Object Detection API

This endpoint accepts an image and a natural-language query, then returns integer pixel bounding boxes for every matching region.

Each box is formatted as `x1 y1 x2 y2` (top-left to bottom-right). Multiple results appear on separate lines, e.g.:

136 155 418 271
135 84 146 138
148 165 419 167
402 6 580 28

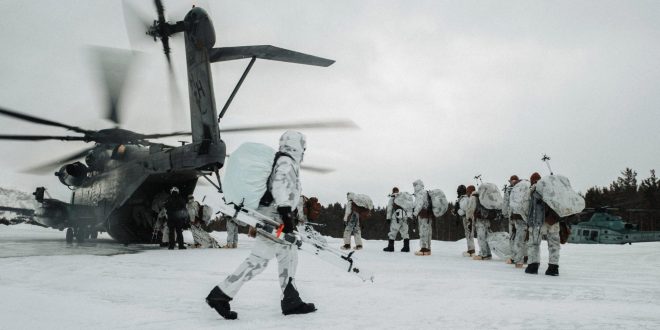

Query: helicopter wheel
76 227 87 243
65 228 74 243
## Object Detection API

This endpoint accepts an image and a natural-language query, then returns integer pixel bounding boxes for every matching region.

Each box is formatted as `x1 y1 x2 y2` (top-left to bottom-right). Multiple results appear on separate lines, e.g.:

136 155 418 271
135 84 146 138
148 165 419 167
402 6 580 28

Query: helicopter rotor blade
121 0 153 50
0 135 87 142
89 46 135 125
221 119 359 133
300 164 334 174
23 147 95 174
0 107 89 134
141 131 191 139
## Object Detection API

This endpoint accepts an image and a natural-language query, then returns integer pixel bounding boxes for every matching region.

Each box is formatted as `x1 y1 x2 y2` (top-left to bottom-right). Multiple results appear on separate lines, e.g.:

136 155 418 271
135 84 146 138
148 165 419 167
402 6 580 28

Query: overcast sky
0 0 659 207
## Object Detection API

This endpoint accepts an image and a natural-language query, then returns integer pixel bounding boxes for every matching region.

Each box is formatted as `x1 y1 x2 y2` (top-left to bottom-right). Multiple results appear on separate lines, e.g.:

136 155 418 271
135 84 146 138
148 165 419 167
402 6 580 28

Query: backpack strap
259 152 295 207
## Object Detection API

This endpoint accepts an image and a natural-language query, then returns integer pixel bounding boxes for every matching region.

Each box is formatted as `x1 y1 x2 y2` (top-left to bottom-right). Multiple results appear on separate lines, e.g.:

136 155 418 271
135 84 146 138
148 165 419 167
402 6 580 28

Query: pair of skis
216 202 374 282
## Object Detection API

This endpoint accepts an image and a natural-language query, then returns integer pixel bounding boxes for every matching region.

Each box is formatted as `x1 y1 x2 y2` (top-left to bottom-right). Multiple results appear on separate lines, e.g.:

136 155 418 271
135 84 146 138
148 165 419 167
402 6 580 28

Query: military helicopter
0 1 349 243
568 207 660 244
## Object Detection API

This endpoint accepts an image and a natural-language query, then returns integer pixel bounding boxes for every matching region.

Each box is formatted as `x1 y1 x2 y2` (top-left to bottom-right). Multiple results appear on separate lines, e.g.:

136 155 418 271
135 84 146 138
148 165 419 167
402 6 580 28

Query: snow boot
515 263 525 269
525 262 539 275
462 249 475 257
473 255 491 260
206 286 238 320
414 248 431 256
545 264 559 276
281 279 317 316
355 245 363 250
383 240 395 252
401 239 410 252
341 244 351 250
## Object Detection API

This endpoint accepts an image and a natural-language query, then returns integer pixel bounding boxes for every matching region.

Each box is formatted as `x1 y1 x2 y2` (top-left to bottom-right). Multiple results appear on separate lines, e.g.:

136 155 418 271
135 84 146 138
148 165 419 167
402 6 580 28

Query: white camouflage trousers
511 218 528 264
226 219 239 245
475 218 491 257
528 222 560 265
388 218 410 240
462 216 475 252
418 217 432 249
343 213 363 246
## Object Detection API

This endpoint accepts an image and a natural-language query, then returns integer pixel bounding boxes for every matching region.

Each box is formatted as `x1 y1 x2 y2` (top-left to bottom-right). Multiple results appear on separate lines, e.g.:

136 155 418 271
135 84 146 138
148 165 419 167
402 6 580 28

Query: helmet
457 185 467 196
509 175 520 186
170 186 180 195
530 172 541 185
392 187 399 193
466 185 476 196
279 131 307 163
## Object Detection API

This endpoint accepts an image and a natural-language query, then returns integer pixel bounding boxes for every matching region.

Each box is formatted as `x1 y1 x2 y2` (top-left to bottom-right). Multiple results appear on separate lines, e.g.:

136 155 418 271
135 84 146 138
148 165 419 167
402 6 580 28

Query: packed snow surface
1 224 660 330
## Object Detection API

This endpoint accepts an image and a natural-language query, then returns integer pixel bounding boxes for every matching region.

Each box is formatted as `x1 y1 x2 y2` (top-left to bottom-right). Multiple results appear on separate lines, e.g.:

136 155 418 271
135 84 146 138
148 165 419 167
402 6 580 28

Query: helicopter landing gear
75 227 87 243
90 231 98 240
65 228 74 243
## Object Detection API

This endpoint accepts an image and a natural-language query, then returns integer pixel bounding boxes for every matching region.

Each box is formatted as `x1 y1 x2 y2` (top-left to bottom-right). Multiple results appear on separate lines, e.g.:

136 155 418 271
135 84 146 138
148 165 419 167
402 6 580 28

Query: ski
216 202 374 282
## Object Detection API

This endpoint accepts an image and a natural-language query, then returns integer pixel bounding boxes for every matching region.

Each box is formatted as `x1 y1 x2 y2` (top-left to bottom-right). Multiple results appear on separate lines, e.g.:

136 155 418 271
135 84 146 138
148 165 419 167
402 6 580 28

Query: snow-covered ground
1 224 660 330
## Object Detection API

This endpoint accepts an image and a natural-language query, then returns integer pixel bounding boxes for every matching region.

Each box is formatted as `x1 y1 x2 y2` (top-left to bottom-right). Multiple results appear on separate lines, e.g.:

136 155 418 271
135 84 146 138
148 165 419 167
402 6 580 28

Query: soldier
342 192 364 250
383 187 411 253
526 172 561 276
506 175 528 268
455 185 475 257
502 179 514 263
206 131 316 319
467 185 491 260
412 179 432 256
164 187 188 250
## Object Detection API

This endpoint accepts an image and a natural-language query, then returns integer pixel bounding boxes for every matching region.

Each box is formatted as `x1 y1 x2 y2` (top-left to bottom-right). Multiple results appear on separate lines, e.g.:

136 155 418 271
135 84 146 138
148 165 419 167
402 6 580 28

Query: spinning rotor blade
90 47 135 125
122 0 152 50
221 120 359 133
0 107 89 134
141 131 191 139
0 135 86 142
23 147 95 174
300 164 334 174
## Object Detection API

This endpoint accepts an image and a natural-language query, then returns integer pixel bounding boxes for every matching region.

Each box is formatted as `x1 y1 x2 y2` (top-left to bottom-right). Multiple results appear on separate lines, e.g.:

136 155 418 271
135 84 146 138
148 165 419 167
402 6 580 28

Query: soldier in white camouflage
467 186 492 260
413 179 433 256
206 131 316 320
342 192 364 250
454 185 475 257
505 175 528 268
525 172 561 276
383 187 410 252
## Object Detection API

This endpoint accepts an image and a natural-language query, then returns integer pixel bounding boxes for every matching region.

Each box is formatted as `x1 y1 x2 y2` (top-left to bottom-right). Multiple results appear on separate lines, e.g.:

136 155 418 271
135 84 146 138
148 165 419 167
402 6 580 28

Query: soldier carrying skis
206 131 316 320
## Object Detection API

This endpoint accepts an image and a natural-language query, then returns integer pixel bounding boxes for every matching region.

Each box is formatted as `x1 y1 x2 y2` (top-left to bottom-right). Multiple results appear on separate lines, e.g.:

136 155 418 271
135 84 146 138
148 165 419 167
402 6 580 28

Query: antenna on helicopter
474 174 483 185
542 154 554 175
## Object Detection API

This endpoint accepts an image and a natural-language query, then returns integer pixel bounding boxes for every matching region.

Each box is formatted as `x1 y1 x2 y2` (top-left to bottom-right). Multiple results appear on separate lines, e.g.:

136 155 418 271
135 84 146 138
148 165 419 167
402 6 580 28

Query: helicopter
568 207 660 244
0 1 348 244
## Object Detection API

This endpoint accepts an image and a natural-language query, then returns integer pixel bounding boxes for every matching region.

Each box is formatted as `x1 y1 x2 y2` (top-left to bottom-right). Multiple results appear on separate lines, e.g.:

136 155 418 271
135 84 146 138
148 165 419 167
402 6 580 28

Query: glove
277 206 295 234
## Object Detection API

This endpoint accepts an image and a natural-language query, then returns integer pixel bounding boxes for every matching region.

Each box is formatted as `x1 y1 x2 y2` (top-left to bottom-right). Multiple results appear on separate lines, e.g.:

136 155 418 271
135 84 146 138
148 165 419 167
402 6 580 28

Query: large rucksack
428 189 449 217
393 192 414 214
535 174 585 217
223 142 293 209
509 180 531 220
350 193 373 220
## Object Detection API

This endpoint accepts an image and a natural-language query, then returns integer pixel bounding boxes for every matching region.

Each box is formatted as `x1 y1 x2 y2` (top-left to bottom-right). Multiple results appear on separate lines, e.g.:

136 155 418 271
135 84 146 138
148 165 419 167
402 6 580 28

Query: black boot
545 264 559 276
401 239 410 252
281 278 316 316
206 286 237 320
525 262 539 275
383 239 395 252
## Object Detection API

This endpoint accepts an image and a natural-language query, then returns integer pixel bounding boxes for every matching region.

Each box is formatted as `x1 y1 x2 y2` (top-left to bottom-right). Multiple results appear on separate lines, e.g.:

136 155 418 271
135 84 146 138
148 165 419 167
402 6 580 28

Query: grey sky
0 0 658 207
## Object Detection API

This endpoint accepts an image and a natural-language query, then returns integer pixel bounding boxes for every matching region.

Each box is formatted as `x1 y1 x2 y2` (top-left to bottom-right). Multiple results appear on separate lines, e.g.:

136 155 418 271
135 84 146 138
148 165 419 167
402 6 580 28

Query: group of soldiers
154 188 222 250
456 172 562 276
340 173 563 276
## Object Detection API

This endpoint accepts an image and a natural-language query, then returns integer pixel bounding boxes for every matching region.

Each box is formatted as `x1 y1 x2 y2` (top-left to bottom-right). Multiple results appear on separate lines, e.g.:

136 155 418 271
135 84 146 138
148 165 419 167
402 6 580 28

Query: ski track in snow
1 224 660 330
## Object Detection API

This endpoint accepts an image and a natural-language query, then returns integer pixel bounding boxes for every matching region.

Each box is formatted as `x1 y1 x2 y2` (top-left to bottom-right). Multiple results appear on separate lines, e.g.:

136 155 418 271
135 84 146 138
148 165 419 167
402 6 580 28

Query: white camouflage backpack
535 174 585 217
509 180 531 220
428 189 449 217
393 192 414 219
223 142 277 209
